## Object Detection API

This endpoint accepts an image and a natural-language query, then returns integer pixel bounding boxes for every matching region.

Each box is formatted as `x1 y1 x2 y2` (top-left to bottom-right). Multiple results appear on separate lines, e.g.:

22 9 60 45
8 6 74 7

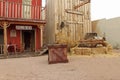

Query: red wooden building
0 0 46 55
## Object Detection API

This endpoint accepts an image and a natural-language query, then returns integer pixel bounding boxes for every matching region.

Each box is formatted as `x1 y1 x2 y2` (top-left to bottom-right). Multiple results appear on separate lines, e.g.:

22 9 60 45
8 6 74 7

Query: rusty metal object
78 39 107 48
48 44 68 64
78 33 107 48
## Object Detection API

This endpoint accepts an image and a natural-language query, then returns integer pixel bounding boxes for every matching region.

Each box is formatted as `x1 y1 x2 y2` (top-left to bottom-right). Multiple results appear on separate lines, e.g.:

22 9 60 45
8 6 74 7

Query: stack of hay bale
70 43 113 55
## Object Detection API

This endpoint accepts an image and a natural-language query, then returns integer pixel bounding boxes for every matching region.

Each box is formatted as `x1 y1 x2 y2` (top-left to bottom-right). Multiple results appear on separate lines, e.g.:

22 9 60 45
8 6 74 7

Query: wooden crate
48 44 68 64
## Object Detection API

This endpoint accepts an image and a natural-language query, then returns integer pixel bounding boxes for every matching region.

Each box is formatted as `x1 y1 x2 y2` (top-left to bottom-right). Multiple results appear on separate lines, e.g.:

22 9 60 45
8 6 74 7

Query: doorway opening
22 30 35 52
0 29 4 54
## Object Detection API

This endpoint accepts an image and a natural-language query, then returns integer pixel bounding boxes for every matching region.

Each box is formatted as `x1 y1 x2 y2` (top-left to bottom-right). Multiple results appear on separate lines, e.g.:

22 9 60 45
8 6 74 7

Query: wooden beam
65 21 83 24
0 18 46 25
74 0 90 9
65 9 83 15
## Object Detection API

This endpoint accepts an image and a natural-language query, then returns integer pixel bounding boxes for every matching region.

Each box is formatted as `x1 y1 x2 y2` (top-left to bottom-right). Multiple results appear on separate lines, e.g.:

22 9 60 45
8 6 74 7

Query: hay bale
91 47 108 54
71 47 91 55
91 44 113 54
107 44 113 53
55 32 68 44
75 48 91 55
70 47 76 54
70 45 113 55
71 47 111 55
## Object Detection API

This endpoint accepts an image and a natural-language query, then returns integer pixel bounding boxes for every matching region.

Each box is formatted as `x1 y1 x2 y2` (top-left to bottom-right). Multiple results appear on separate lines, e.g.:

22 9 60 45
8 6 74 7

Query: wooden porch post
0 21 10 57
35 28 36 52
38 24 44 48
2 22 10 57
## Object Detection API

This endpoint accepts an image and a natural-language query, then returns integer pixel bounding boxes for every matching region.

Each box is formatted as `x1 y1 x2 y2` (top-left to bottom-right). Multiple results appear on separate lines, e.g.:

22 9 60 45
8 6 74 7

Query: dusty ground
0 53 120 80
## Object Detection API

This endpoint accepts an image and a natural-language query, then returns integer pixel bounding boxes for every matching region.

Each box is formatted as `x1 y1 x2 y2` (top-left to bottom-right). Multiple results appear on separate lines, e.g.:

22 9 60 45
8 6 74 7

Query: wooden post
3 22 9 57
38 25 44 48
0 21 10 57
34 27 37 52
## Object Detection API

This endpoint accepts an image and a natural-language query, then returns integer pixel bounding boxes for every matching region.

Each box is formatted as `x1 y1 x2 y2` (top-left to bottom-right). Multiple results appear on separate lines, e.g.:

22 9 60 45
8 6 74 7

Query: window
22 0 31 19
10 30 16 37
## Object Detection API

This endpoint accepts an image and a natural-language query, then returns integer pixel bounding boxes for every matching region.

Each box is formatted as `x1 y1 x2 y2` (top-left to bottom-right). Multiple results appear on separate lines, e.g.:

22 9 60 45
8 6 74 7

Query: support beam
38 25 44 48
0 22 10 57
4 25 7 57
3 22 9 57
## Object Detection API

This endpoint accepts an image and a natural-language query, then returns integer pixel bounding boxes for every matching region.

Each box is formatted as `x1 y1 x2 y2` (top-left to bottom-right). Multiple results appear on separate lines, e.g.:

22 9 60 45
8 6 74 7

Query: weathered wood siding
46 0 92 46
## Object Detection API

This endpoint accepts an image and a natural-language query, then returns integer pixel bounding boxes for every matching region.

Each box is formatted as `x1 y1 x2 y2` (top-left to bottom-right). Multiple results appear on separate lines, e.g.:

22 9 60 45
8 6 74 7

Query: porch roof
0 18 46 26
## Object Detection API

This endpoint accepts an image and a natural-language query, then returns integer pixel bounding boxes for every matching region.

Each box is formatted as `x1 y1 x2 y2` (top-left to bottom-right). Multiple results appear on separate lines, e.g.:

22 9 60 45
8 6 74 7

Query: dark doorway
22 30 35 52
0 29 4 44
0 29 4 54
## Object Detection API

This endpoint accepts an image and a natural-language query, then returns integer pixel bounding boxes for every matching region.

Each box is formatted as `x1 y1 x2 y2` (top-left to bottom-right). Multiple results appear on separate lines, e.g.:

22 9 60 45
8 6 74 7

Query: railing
0 44 24 55
41 7 46 21
0 0 46 21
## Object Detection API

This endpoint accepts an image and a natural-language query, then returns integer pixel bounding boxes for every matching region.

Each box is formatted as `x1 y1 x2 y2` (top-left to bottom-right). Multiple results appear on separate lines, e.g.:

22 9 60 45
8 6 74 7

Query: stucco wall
92 17 120 48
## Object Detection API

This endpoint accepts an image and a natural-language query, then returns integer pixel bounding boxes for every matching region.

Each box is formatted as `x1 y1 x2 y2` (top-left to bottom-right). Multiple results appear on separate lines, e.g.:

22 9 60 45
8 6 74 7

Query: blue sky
42 0 120 20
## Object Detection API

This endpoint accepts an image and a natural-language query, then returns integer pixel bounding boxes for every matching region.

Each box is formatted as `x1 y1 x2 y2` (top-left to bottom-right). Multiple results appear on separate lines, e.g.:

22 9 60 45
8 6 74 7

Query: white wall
92 17 120 48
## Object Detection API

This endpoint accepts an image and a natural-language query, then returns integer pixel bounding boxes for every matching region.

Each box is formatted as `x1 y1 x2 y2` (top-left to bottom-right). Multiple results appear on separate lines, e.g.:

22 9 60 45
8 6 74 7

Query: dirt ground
0 52 120 80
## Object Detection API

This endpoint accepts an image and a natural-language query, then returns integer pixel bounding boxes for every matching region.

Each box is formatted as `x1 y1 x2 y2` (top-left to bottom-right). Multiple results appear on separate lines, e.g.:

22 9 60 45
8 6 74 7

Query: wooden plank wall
45 0 91 47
